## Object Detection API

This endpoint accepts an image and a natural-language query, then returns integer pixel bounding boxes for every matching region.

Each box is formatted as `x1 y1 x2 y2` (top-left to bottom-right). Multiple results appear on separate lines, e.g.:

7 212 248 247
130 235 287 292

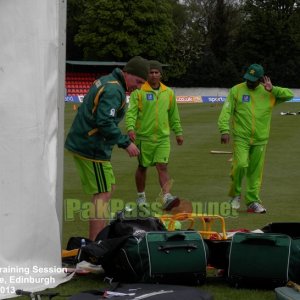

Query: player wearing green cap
218 64 294 213
65 56 149 240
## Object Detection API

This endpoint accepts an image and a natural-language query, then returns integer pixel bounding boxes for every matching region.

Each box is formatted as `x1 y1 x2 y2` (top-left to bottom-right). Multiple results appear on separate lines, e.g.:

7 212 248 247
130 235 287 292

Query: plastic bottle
80 238 86 248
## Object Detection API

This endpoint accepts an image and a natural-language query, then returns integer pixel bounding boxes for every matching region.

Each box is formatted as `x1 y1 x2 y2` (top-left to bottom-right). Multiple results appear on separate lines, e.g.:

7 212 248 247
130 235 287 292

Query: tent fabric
0 1 71 298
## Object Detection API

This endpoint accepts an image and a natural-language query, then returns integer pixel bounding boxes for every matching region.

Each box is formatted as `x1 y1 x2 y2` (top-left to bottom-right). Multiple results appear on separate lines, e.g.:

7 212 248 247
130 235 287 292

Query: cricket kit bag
68 283 214 300
77 216 166 266
262 222 300 284
106 231 208 285
95 215 166 240
228 232 292 288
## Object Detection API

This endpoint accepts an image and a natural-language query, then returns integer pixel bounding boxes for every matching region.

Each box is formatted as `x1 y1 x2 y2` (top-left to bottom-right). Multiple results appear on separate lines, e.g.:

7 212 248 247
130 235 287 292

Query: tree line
67 0 300 88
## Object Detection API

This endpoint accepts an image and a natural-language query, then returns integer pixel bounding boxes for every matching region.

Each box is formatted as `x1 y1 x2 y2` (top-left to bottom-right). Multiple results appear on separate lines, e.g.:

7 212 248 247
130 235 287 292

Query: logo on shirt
242 95 250 102
146 93 154 101
95 79 102 88
110 108 116 116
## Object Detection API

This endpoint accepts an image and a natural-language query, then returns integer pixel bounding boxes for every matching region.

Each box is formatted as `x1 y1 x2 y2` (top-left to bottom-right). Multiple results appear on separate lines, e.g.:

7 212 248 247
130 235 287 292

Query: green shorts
136 138 170 167
73 156 115 195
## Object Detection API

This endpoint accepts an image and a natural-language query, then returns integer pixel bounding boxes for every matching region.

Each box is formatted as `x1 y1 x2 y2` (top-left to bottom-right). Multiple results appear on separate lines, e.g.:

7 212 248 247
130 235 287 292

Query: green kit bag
228 232 292 288
262 222 300 284
110 231 207 285
143 231 207 284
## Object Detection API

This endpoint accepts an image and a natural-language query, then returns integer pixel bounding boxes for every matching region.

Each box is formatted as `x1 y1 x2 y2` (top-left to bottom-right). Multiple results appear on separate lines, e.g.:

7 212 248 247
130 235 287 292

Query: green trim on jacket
218 82 294 145
65 68 131 161
126 81 183 142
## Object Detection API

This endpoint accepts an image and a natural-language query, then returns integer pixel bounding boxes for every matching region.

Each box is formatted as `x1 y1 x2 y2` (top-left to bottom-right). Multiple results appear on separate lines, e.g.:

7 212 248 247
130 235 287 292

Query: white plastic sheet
0 1 70 298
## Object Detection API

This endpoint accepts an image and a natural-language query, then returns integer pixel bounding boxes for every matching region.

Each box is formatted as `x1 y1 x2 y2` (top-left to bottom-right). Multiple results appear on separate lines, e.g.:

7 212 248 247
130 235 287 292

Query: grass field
16 101 300 300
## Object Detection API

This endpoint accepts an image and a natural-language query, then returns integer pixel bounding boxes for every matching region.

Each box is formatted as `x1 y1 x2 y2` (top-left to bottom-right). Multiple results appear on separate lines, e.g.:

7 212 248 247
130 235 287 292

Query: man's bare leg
89 186 115 241
156 163 179 211
156 163 170 194
135 165 147 193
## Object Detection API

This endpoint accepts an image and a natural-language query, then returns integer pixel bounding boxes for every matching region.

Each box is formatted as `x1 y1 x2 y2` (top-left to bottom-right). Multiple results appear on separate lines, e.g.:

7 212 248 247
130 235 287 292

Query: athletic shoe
230 196 241 209
247 202 267 213
162 193 180 211
136 196 146 205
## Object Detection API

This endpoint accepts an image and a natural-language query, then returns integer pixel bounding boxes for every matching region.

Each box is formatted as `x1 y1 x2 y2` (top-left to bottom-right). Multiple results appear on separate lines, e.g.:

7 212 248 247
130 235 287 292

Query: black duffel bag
77 214 166 267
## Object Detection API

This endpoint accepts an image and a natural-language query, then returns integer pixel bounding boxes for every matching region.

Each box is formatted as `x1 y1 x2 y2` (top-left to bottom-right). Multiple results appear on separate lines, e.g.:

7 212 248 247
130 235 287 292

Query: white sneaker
136 197 146 205
76 261 105 274
162 193 180 211
247 202 266 213
230 196 241 209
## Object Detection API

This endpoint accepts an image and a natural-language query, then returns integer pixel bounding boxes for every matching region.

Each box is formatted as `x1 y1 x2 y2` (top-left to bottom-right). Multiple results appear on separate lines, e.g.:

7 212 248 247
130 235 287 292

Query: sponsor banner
65 95 203 103
65 95 300 103
176 96 202 103
65 95 84 103
201 96 300 103
290 97 300 102
202 96 226 103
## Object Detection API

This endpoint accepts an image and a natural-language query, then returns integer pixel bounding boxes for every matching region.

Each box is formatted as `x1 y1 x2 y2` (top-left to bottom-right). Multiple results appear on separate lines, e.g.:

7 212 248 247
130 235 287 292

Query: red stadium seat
66 71 109 96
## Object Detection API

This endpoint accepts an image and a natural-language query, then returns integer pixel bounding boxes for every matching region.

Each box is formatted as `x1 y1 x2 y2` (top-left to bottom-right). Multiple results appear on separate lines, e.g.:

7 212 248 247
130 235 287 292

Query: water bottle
80 238 86 248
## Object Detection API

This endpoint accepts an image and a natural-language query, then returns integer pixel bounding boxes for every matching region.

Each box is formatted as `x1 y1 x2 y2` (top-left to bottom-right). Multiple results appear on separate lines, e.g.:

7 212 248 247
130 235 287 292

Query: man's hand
221 134 230 144
125 142 140 157
176 135 183 145
262 76 273 92
128 130 136 142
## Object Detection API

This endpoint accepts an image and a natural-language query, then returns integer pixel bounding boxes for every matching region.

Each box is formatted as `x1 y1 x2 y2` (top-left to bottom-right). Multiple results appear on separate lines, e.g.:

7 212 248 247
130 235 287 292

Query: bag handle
165 232 186 241
240 235 277 246
158 243 198 253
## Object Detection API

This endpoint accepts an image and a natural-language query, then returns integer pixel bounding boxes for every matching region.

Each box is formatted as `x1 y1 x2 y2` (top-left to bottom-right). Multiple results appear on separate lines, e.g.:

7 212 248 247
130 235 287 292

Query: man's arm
95 86 130 147
262 76 294 104
125 89 139 140
125 142 140 157
168 90 183 137
218 88 234 144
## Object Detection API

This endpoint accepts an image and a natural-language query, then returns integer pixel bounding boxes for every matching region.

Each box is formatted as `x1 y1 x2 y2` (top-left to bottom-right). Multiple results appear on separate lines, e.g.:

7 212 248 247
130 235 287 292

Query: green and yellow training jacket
218 82 294 145
126 81 182 142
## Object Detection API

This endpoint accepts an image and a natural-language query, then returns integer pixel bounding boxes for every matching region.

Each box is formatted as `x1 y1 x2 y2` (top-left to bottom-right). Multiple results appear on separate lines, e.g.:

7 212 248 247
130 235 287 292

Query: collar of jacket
141 81 168 92
111 68 126 90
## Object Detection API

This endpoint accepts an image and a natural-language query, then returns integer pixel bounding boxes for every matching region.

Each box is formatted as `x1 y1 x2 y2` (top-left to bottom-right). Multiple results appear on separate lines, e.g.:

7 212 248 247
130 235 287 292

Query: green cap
243 64 264 82
149 60 163 73
123 56 149 80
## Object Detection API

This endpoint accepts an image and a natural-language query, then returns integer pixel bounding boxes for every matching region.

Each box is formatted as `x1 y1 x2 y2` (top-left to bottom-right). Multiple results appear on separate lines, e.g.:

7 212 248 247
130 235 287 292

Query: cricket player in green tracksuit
126 60 183 211
218 64 294 213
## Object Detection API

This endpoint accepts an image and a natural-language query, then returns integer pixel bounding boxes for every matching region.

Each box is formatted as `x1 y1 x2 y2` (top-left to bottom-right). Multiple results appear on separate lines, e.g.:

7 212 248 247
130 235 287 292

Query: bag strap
76 235 131 264
80 278 120 296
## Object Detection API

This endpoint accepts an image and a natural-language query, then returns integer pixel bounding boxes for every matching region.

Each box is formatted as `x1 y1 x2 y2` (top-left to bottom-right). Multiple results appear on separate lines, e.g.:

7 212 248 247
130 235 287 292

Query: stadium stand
65 60 126 96
65 71 103 95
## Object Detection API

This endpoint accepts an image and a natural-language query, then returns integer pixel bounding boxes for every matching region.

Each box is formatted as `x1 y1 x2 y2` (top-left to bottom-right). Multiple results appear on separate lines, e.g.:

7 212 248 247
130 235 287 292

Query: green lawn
16 101 300 300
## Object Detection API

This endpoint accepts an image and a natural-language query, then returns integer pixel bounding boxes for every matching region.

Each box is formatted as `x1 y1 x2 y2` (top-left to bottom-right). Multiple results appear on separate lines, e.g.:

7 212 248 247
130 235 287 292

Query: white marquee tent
0 1 71 298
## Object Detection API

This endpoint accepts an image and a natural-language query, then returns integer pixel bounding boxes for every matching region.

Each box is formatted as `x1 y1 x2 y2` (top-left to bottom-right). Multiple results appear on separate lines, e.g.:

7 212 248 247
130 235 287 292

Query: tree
163 0 207 81
66 0 85 60
172 0 241 86
231 0 300 86
73 0 174 61
66 0 300 86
